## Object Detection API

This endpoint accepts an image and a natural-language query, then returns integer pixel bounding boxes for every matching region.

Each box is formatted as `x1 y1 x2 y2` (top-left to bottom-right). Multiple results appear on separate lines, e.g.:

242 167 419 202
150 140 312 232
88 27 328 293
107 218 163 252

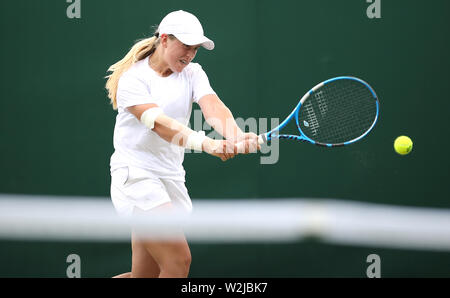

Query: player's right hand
202 139 237 161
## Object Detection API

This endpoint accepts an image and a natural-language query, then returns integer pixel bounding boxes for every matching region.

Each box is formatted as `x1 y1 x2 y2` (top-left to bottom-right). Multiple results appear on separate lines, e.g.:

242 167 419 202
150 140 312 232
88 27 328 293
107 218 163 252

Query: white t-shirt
110 56 216 181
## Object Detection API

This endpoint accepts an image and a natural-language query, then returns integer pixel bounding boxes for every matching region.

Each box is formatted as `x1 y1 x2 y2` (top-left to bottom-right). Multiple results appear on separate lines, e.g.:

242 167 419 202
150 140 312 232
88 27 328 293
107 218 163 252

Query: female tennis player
105 10 259 278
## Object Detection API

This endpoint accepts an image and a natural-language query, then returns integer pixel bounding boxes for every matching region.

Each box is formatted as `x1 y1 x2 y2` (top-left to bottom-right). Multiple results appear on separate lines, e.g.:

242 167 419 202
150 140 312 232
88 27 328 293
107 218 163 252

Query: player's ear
160 33 168 47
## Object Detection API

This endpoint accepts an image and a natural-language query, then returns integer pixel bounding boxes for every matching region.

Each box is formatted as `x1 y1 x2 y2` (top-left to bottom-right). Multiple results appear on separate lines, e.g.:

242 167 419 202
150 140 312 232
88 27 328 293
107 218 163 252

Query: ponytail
105 36 159 110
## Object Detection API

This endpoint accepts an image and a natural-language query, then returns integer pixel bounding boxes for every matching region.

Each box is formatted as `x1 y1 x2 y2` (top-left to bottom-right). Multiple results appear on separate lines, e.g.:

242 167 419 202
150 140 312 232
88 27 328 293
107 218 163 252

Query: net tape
1 194 450 251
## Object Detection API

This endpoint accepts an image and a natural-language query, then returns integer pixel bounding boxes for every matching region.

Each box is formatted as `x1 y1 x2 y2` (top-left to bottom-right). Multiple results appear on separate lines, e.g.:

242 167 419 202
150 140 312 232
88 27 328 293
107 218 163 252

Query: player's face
163 36 200 73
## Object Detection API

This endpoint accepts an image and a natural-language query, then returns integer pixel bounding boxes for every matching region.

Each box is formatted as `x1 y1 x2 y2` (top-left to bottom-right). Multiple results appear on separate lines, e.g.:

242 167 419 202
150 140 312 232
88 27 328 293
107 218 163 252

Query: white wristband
186 131 206 151
140 107 164 129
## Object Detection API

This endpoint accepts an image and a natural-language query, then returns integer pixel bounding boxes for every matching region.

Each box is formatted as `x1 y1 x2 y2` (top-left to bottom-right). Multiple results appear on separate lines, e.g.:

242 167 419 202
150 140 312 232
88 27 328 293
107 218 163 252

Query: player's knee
176 250 192 271
162 251 191 274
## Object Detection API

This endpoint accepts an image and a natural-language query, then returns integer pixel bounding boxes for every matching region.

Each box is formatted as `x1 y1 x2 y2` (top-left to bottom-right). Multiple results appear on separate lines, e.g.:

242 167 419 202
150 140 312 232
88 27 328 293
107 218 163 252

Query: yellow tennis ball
394 136 413 155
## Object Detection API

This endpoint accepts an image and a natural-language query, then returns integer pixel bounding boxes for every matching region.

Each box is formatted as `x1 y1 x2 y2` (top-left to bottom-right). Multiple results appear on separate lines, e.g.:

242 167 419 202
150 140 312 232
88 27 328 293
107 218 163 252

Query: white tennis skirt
110 166 192 217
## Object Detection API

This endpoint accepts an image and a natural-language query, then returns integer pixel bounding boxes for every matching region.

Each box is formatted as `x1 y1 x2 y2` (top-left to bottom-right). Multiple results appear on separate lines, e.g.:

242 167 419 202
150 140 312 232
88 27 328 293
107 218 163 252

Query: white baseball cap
157 10 215 50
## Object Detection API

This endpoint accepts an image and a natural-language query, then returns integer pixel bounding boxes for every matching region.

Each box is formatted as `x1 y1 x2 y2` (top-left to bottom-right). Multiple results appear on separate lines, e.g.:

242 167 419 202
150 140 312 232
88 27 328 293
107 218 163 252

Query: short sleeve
116 74 156 109
191 64 216 103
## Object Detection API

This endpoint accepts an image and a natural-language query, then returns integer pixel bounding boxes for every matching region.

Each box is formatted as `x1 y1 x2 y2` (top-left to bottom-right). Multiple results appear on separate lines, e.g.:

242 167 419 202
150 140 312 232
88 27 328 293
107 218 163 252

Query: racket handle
258 134 265 145
235 134 265 153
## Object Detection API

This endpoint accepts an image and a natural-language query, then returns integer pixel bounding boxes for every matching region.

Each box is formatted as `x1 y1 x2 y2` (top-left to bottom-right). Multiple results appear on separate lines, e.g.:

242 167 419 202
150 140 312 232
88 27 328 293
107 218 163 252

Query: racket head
297 76 379 146
265 76 379 147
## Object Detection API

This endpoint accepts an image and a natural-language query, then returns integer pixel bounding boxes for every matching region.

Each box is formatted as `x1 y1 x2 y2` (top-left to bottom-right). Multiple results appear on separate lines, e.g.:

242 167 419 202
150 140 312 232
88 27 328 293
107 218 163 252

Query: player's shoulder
183 62 206 77
124 58 149 77
119 59 149 86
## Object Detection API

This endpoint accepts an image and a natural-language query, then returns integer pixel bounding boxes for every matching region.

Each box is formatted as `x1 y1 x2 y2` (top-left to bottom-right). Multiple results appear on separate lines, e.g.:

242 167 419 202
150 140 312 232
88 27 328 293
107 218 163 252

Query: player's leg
110 167 171 278
112 239 162 278
141 237 191 278
132 202 191 278
129 231 161 278
111 232 161 278
112 272 131 278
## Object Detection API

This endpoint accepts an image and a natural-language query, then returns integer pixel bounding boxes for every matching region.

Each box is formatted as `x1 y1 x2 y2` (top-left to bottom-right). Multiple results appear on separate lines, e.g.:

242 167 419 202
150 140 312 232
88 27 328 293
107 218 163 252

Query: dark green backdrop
1 0 449 277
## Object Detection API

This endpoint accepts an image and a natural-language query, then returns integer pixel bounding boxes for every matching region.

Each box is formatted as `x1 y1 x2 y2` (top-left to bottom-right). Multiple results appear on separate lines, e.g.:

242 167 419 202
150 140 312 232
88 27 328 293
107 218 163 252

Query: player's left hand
234 132 261 154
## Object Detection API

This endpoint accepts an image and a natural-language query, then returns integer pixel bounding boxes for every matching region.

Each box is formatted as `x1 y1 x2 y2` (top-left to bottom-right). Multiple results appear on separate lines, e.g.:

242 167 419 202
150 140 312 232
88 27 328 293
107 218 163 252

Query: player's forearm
203 103 244 141
151 113 236 159
153 114 196 147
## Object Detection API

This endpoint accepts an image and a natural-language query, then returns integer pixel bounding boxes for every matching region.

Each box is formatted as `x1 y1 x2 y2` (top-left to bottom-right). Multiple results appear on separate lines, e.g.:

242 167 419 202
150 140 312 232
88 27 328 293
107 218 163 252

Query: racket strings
298 80 377 145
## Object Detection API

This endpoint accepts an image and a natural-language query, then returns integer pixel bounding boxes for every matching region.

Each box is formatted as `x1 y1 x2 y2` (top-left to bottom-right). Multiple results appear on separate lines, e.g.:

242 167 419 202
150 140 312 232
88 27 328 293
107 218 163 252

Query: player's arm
127 104 236 161
198 94 260 152
198 94 243 140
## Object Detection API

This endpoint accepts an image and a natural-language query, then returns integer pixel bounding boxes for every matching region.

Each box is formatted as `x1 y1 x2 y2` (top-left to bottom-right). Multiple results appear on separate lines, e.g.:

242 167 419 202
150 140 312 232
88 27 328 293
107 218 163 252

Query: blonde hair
105 35 159 110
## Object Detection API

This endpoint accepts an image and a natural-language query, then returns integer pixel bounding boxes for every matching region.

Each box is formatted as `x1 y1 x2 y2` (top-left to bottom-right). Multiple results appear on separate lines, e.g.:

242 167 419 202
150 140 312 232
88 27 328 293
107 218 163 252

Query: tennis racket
237 76 379 150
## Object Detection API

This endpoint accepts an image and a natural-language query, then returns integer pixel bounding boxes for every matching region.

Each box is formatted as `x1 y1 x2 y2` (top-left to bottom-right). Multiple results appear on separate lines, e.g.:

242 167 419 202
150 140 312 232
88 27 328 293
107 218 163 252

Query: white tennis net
1 194 450 251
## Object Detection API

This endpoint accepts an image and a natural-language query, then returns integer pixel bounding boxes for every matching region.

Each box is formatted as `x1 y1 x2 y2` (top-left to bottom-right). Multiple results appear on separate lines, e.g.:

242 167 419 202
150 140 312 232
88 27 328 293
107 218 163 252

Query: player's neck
148 50 173 77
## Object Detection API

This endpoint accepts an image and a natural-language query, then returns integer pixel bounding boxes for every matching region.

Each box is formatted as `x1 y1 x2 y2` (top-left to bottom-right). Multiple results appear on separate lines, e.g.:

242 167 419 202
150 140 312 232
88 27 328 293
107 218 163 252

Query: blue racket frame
261 76 379 147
